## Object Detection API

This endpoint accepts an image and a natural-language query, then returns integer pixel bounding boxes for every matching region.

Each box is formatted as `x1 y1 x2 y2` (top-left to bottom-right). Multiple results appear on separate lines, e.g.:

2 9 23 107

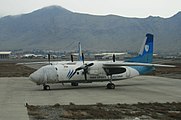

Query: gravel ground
26 102 181 120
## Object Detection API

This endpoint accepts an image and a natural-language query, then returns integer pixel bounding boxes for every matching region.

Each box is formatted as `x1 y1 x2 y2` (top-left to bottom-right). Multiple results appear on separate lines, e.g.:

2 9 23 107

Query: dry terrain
26 102 181 120
0 62 35 77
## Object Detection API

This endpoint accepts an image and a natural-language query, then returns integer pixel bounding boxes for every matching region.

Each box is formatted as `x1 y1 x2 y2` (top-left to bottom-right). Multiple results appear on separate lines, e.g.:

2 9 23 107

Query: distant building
0 51 11 59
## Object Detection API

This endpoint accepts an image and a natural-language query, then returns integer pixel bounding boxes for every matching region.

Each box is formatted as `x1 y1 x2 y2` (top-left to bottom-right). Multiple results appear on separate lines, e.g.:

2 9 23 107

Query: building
0 51 11 59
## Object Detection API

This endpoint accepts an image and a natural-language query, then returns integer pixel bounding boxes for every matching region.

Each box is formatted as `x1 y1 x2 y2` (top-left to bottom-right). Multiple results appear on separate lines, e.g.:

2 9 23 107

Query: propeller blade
86 63 94 67
82 53 84 64
48 54 51 64
75 63 94 71
84 70 87 80
113 54 115 62
71 54 73 62
75 67 83 71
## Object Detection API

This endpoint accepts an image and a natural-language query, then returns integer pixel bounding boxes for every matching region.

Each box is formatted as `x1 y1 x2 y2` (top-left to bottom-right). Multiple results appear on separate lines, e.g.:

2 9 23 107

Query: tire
43 85 50 90
110 84 115 89
107 83 115 89
71 82 79 86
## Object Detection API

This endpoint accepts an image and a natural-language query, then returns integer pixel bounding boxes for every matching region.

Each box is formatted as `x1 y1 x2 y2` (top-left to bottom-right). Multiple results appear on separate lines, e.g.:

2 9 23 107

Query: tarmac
0 76 181 120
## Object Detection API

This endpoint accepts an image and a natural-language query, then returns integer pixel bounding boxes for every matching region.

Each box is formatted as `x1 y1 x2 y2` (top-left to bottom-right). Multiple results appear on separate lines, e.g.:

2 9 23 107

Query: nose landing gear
107 83 115 89
43 85 50 90
71 82 79 86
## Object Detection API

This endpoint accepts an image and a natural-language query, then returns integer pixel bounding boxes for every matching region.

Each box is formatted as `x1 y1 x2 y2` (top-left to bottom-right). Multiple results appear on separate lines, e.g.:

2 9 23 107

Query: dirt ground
0 62 35 77
26 102 181 120
151 59 181 78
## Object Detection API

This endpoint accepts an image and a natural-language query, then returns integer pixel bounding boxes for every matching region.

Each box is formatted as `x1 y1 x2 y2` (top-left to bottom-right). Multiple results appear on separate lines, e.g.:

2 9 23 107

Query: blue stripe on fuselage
130 66 154 75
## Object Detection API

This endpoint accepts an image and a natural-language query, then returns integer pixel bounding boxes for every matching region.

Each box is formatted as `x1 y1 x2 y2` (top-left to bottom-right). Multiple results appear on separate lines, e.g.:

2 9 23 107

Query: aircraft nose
29 68 44 85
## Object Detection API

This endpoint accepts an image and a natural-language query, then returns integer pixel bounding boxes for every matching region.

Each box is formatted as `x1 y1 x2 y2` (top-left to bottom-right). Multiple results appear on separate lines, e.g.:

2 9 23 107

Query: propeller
81 52 89 80
113 54 115 62
83 63 94 80
69 63 94 80
77 63 94 80
68 52 94 80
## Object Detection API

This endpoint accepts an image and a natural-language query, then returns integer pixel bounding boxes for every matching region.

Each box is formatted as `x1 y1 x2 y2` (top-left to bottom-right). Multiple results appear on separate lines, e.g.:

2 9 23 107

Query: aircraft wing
103 62 175 68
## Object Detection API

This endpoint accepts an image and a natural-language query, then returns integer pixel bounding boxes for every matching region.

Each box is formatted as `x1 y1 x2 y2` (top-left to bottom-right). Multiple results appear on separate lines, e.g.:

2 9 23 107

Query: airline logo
67 70 75 79
145 45 149 52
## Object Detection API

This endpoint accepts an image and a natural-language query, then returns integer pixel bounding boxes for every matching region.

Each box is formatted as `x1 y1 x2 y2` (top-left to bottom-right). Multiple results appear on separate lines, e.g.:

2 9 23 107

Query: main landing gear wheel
43 85 50 90
106 75 115 89
71 82 79 86
107 83 115 89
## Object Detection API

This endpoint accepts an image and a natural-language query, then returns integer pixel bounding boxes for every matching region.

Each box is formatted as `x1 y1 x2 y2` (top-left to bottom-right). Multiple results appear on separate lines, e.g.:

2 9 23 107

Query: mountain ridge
0 5 180 53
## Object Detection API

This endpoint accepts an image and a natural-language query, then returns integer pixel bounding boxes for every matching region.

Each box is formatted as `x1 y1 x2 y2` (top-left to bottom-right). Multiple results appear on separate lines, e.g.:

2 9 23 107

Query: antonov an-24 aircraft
29 33 175 90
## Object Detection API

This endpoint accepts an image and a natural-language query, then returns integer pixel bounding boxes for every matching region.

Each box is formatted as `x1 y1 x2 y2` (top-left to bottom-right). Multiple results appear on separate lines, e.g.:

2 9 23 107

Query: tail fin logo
126 33 153 63
145 45 149 52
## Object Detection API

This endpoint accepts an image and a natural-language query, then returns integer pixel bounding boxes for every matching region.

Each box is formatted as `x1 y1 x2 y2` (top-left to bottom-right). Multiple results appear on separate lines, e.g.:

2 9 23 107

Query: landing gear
107 83 115 89
106 75 115 89
71 82 79 86
43 85 50 90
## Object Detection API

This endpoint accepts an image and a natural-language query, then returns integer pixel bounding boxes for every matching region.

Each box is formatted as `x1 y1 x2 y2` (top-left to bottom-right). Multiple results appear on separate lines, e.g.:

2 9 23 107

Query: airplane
29 33 175 90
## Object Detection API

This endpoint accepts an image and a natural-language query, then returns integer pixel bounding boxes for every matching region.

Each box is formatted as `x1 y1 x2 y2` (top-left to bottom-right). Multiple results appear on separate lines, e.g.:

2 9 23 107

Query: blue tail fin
78 42 83 61
127 33 154 63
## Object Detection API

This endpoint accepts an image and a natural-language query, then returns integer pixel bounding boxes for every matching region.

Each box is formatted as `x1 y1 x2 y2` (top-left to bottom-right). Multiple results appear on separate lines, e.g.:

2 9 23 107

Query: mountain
0 6 181 53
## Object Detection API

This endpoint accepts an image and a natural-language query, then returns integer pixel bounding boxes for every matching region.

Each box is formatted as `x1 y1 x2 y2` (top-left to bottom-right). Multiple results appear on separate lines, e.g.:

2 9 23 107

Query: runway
0 76 181 119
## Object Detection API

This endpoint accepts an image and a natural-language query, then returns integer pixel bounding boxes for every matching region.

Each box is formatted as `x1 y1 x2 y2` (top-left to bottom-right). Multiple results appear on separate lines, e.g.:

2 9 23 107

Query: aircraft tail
126 33 154 63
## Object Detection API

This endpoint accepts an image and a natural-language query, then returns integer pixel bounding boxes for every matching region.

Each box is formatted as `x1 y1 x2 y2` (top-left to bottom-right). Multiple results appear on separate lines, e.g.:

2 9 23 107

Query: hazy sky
0 0 181 18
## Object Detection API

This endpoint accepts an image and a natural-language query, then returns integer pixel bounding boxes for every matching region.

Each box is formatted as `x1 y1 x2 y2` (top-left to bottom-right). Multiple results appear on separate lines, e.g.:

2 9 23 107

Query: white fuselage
29 61 139 85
